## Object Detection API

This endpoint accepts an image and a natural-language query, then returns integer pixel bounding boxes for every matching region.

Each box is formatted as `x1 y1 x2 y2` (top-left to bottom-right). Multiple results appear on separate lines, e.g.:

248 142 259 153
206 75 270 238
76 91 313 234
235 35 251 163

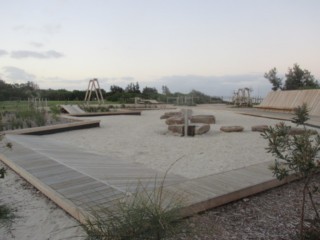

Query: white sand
43 107 300 179
0 162 85 240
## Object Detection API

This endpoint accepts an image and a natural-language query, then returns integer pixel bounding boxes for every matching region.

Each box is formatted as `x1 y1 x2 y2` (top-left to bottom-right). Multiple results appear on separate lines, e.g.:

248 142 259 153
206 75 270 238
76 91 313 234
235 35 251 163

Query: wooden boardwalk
0 133 291 223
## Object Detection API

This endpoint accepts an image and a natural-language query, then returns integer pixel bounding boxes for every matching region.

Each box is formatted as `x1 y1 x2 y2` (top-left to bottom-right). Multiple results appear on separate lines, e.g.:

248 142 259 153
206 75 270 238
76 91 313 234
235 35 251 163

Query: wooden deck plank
0 134 297 225
64 184 115 199
58 181 103 195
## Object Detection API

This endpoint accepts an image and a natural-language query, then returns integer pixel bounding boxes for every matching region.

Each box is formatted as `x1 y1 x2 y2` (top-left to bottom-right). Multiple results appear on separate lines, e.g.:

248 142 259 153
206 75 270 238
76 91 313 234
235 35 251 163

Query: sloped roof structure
257 90 320 116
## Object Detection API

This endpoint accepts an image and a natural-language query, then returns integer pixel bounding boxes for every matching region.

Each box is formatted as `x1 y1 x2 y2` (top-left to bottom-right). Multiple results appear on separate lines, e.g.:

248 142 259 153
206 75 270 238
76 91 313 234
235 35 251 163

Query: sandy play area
43 106 301 179
1 105 319 240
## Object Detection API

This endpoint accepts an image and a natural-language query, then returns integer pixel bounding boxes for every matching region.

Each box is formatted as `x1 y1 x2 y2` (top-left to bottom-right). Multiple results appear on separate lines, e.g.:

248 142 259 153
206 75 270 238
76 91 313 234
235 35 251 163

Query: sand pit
42 106 309 179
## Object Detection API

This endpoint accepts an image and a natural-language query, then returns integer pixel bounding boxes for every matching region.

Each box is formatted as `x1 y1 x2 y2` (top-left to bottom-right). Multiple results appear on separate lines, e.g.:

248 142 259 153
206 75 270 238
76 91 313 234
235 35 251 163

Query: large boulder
168 125 198 136
168 125 183 134
289 128 318 135
160 111 182 119
190 115 216 124
220 126 244 132
195 124 210 135
165 117 184 125
251 125 269 132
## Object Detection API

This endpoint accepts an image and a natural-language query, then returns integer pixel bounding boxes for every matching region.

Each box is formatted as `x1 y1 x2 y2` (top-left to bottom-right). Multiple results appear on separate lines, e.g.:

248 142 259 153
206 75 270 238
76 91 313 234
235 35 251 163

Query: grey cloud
42 24 61 35
11 50 64 59
3 66 36 82
45 50 64 58
0 50 8 57
30 42 44 48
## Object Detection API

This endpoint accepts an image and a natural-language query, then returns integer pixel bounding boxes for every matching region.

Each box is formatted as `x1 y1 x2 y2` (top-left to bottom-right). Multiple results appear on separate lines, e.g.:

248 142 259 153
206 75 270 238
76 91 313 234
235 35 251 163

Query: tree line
264 63 319 91
0 79 221 104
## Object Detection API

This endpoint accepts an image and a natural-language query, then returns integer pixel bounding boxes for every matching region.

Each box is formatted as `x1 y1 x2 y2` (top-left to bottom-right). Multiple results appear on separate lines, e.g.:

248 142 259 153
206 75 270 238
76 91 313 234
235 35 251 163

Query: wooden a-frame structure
84 78 104 104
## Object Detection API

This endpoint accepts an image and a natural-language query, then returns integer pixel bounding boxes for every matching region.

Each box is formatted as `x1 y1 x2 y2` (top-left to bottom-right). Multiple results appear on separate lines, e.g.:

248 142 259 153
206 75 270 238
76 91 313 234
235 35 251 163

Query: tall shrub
261 103 320 238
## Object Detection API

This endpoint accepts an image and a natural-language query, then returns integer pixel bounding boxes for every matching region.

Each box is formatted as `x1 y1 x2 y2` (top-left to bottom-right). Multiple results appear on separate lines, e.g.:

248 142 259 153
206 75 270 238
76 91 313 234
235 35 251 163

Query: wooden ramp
0 134 290 223
60 105 86 114
257 90 320 116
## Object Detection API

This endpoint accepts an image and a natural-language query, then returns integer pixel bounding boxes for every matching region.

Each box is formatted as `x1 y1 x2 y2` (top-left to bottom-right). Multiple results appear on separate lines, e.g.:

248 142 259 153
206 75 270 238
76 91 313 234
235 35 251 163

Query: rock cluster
162 111 214 136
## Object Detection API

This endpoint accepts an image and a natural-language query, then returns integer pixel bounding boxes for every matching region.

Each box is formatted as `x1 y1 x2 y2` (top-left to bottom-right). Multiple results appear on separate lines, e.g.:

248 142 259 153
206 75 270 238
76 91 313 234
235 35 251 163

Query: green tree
284 64 319 90
162 85 171 95
264 67 283 91
142 87 158 99
110 85 124 93
262 104 320 238
125 82 140 94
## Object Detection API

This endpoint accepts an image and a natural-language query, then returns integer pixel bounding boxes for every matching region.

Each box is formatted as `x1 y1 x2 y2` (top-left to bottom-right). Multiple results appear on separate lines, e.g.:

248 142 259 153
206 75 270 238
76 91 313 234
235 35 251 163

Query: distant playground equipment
84 78 104 104
166 96 198 106
28 97 48 109
134 97 160 105
232 88 252 107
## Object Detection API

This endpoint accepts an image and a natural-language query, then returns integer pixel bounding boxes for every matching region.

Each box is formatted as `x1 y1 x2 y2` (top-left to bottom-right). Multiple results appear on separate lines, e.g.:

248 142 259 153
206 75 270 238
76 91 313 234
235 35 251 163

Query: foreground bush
262 104 320 239
83 172 184 240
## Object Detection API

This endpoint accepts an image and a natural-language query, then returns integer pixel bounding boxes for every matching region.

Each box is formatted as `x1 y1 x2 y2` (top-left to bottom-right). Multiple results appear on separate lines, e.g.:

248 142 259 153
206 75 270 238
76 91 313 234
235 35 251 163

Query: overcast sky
1 0 319 97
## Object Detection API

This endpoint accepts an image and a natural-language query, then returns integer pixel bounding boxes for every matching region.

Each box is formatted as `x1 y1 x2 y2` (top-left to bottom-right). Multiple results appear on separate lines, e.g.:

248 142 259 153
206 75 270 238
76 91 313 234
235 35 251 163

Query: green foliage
142 87 158 99
1 78 220 105
161 85 171 95
80 105 110 113
262 104 320 238
265 64 319 91
0 204 15 228
125 82 140 94
84 188 182 239
285 64 319 90
292 103 310 126
50 105 61 121
0 167 6 179
0 107 48 130
0 80 39 101
264 67 283 91
110 85 124 94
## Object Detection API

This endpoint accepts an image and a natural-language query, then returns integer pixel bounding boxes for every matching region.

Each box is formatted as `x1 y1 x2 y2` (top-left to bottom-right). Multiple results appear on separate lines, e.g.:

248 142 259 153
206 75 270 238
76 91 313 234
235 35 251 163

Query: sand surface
43 106 299 179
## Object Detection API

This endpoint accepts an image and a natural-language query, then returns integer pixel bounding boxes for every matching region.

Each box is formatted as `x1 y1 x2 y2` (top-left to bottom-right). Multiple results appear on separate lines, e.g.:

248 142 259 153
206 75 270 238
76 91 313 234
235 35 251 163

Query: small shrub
0 204 15 228
0 167 6 178
50 105 61 121
262 103 320 238
83 159 185 240
34 109 47 127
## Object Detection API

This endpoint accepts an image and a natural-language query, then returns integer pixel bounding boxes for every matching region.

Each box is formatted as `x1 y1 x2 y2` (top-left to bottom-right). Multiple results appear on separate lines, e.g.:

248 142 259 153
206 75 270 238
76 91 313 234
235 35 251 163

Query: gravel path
166 174 320 240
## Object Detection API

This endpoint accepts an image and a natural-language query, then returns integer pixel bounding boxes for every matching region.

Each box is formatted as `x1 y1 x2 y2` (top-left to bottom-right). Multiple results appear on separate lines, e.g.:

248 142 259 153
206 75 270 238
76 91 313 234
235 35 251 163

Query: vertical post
182 109 192 137
184 110 188 137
